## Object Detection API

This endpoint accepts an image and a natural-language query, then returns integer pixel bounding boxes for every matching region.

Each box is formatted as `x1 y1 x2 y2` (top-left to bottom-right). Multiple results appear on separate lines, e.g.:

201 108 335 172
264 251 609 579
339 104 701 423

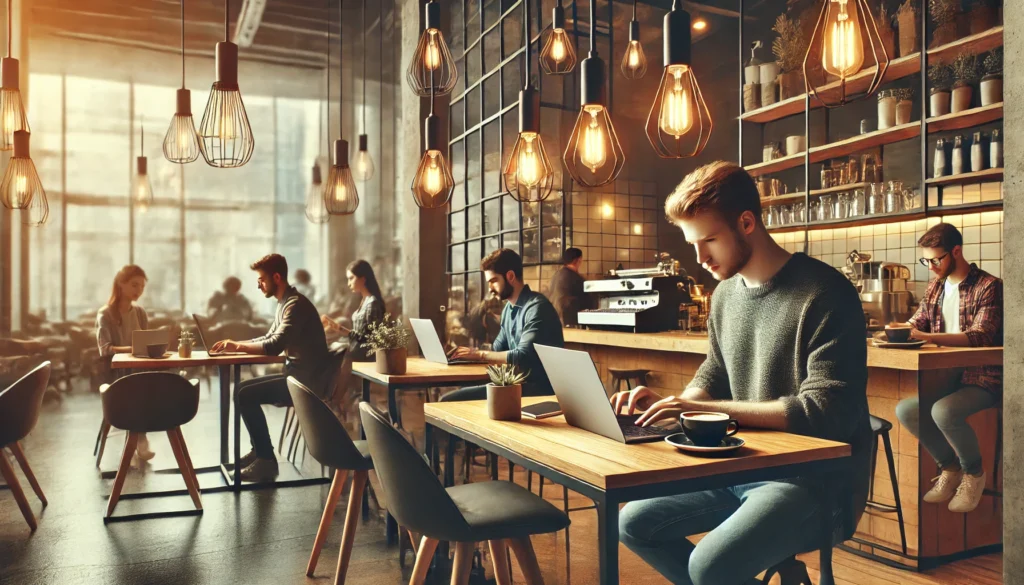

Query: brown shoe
240 457 279 483
238 450 260 470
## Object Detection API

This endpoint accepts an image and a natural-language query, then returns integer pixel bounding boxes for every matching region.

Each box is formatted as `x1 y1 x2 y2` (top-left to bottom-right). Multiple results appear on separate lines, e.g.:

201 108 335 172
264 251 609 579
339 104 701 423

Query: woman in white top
96 264 155 462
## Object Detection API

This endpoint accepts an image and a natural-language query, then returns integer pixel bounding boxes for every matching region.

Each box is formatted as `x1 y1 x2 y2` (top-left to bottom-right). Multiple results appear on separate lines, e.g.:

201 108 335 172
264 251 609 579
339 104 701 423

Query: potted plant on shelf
981 48 1003 106
896 0 919 57
877 90 897 130
966 0 998 36
928 0 958 48
950 51 981 113
928 63 953 117
894 88 915 125
485 364 529 422
772 13 806 100
365 314 410 375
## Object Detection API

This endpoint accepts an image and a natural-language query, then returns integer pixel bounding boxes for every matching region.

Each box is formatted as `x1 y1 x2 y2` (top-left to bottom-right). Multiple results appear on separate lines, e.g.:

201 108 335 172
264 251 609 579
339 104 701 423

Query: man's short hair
664 161 762 225
481 248 523 280
562 247 583 264
918 223 963 251
250 254 288 280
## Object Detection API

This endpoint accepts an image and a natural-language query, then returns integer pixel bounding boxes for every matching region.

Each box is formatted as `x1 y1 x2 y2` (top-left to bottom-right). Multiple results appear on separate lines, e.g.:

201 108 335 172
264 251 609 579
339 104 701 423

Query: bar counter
565 327 1003 570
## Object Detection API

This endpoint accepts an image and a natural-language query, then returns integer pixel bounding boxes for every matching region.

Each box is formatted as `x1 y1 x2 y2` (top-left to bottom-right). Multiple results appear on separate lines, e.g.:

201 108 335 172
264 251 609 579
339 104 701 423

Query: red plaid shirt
908 264 1002 393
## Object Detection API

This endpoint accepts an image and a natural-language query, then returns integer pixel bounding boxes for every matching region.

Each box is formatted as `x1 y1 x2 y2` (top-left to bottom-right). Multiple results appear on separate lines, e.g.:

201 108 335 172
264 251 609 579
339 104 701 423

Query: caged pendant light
1 131 44 218
323 0 359 216
804 0 889 107
502 0 554 202
540 0 577 75
0 0 27 152
132 126 155 213
198 0 254 167
352 0 375 182
644 0 712 159
305 2 330 225
407 0 457 97
163 0 201 163
620 0 647 80
562 0 624 188
411 87 454 209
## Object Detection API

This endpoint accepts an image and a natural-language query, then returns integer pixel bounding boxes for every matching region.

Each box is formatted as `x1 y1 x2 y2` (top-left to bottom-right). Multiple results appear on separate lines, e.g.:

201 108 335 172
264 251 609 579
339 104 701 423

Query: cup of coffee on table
884 323 912 343
680 412 739 447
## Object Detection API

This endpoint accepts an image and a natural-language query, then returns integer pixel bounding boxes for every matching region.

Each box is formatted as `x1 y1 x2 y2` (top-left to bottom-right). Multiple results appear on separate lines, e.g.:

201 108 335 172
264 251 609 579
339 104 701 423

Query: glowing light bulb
551 31 567 63
627 43 641 69
422 151 443 196
424 31 442 71
601 203 613 218
821 0 864 79
658 65 694 137
15 174 26 199
581 106 607 173
515 133 545 188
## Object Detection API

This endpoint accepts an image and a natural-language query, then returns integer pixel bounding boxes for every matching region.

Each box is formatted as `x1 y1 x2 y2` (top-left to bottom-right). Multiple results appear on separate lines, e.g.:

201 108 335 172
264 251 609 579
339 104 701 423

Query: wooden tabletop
425 397 851 490
351 357 490 386
564 328 711 354
111 351 285 369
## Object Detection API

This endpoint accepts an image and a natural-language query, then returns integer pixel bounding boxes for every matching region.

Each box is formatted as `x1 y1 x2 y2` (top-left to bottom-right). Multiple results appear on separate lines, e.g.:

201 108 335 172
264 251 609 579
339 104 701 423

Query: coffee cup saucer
872 338 926 349
665 433 745 454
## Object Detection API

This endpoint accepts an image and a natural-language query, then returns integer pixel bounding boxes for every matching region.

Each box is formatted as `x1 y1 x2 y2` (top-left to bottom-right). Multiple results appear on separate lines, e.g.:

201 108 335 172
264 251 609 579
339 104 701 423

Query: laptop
191 314 248 356
410 318 488 365
131 329 170 358
535 344 678 444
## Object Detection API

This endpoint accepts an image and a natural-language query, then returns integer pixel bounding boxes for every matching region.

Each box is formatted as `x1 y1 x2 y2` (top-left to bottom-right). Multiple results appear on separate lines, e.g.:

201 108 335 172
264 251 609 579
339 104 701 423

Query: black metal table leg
361 378 371 517
597 496 619 585
233 364 242 490
818 489 835 585
219 365 230 467
387 385 401 430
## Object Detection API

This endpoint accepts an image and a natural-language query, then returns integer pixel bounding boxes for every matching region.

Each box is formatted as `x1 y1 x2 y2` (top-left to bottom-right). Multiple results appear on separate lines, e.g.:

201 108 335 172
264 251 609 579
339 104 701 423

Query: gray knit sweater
688 253 871 524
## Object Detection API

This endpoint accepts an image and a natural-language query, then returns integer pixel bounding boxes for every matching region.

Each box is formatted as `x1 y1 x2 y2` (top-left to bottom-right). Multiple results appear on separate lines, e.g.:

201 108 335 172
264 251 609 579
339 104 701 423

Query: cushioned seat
448 480 571 541
0 361 51 531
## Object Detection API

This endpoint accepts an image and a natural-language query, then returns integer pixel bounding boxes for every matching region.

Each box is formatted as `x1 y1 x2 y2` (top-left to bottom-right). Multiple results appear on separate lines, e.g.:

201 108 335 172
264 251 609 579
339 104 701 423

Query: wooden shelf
767 224 807 234
761 192 806 206
810 182 869 197
926 103 1003 133
926 168 1004 186
744 152 804 177
809 122 921 164
927 26 1004 65
930 200 1003 216
739 53 922 124
806 210 925 231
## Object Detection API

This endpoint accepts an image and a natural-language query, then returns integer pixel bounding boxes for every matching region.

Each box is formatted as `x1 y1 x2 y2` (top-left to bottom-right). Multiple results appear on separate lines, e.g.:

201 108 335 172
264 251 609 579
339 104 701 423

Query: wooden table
425 397 854 585
111 352 325 495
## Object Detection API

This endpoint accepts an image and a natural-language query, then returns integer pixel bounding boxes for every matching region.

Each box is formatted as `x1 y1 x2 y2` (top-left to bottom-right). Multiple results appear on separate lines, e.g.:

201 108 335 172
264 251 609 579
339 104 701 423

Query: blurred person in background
207 276 254 324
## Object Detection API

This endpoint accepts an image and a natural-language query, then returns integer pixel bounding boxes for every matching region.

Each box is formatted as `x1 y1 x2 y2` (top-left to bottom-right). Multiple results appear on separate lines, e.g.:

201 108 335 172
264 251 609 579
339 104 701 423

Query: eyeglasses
918 253 950 268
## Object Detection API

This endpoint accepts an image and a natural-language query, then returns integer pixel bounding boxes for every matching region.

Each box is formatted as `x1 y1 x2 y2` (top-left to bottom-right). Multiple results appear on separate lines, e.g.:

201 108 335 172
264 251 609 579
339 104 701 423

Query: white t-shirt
941 278 961 333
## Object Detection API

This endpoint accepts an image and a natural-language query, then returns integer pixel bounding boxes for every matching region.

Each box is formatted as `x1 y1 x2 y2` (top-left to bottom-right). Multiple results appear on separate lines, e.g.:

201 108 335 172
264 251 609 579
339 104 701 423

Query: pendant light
540 0 577 75
411 83 453 209
0 0 27 152
163 0 201 163
644 0 712 159
132 125 154 212
198 0 254 167
323 0 359 216
562 0 624 188
620 0 647 80
502 0 553 202
407 0 457 97
21 177 48 227
353 0 375 182
305 3 330 224
1 131 43 215
804 0 889 107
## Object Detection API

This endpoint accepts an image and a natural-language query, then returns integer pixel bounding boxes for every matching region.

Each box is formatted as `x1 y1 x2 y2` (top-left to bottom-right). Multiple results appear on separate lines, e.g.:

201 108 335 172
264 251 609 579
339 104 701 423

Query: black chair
0 361 51 531
864 414 906 554
360 402 569 585
101 372 202 520
287 377 373 585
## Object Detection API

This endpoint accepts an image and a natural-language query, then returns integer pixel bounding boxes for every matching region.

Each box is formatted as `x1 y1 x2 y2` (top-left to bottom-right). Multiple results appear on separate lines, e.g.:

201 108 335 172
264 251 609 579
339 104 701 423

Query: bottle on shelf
971 131 986 173
990 129 1002 169
951 135 965 175
934 138 947 178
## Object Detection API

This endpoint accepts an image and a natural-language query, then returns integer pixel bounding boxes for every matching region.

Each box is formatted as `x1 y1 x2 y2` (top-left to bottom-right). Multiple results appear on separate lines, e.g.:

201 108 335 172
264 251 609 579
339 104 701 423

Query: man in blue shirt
444 248 564 401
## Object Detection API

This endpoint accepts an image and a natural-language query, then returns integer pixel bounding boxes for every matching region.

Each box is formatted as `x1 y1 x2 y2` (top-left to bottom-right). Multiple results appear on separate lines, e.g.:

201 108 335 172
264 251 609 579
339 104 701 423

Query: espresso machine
578 253 692 333
841 250 916 329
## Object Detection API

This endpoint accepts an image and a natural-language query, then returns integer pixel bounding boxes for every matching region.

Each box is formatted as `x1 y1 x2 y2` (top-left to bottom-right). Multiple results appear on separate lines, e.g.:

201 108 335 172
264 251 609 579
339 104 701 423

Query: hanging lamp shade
620 3 647 79
324 140 359 215
164 0 201 163
411 113 453 209
0 57 28 152
22 180 48 227
407 0 457 96
644 1 712 159
353 134 375 182
1 130 44 213
803 0 889 107
199 1 254 168
132 156 154 212
540 1 577 75
304 162 329 223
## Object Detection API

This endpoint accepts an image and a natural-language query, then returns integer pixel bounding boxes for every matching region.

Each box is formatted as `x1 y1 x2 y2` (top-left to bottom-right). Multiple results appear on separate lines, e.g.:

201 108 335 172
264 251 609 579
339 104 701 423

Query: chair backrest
101 372 199 432
358 402 473 542
0 361 51 446
286 377 371 471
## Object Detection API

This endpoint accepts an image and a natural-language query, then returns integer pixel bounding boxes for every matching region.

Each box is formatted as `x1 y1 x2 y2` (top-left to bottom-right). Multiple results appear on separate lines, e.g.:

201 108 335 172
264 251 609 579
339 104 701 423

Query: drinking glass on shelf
819 194 835 220
868 183 885 215
885 180 904 213
767 206 781 227
793 201 806 222
851 190 866 217
834 192 850 219
808 199 822 222
902 188 920 211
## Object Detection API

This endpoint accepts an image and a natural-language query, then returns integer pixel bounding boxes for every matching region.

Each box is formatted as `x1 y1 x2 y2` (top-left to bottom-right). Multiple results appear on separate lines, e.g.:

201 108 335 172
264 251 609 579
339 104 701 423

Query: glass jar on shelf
851 189 866 217
868 183 885 215
819 194 835 221
793 201 806 222
821 167 834 189
901 186 920 211
884 180 904 213
834 192 850 219
808 199 822 222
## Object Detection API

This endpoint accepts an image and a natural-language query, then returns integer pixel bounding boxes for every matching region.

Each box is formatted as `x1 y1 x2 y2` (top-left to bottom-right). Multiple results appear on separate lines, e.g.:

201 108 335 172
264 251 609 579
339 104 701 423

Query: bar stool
0 361 51 531
608 368 649 395
101 372 202 520
864 414 906 554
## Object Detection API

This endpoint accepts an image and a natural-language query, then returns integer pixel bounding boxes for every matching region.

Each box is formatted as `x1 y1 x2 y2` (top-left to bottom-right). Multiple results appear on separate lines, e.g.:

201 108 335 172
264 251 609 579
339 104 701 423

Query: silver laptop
131 329 169 358
191 314 248 356
410 318 488 365
535 344 677 444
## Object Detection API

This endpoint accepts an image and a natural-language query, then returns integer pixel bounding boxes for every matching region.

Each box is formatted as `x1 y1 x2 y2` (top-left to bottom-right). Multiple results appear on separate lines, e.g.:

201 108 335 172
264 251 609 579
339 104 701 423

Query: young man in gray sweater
611 161 871 585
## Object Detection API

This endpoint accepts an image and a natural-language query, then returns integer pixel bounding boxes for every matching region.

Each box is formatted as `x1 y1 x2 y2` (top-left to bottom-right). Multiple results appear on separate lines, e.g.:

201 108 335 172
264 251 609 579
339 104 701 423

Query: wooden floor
0 379 1004 585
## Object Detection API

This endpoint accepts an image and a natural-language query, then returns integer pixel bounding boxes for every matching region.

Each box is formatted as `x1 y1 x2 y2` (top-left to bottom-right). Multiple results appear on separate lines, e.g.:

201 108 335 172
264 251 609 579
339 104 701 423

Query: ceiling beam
233 0 267 47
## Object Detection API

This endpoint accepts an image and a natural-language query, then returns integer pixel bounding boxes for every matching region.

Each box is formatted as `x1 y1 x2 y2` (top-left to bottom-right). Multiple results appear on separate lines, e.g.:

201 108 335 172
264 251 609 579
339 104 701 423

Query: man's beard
496 276 513 300
709 231 754 281
263 282 279 298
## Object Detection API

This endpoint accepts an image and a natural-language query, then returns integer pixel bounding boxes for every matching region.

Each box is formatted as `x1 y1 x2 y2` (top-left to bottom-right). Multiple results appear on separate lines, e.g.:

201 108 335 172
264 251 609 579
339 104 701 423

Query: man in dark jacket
548 247 590 327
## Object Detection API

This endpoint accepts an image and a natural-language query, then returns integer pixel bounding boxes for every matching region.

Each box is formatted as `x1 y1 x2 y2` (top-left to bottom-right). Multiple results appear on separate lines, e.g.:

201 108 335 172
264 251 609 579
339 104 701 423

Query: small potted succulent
950 51 981 113
772 13 806 100
365 314 410 375
485 364 529 422
928 63 953 117
894 88 915 125
981 48 1003 106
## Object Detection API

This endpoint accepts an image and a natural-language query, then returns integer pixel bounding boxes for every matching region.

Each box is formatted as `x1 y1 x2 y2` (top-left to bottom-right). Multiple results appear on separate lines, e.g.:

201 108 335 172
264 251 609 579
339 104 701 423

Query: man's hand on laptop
211 339 240 353
611 386 663 416
449 346 481 361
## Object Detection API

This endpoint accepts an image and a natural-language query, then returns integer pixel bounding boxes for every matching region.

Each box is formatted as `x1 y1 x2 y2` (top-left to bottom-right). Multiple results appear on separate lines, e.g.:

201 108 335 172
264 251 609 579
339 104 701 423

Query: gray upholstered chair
0 361 51 531
359 402 569 585
287 377 372 585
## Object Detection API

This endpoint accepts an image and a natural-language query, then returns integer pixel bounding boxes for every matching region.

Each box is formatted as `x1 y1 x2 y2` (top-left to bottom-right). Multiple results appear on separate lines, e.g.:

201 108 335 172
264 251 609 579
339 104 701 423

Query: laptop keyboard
616 414 672 439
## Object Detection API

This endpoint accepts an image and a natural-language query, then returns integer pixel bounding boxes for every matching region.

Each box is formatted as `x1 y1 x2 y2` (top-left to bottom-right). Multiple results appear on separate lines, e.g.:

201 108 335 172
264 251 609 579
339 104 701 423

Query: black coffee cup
884 325 912 343
680 411 739 447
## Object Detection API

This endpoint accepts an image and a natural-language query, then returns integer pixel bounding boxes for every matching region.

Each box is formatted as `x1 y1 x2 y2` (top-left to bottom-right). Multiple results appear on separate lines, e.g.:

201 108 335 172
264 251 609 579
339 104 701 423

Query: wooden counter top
563 328 1003 371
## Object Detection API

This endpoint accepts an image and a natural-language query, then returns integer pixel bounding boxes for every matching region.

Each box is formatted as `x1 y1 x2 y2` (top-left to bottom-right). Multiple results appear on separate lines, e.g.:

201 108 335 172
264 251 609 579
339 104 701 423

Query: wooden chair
0 361 51 531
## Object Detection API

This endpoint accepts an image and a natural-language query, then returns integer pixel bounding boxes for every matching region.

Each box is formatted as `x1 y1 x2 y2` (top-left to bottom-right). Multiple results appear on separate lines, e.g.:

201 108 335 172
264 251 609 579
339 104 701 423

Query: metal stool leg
881 431 907 554
868 433 879 501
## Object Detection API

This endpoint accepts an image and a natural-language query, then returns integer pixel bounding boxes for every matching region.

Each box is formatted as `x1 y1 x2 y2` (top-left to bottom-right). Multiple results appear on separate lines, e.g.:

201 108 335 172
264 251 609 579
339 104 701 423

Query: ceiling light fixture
621 0 647 80
198 0 254 167
0 0 28 151
353 0 375 182
1 131 43 220
133 125 154 213
323 0 359 215
407 0 457 97
540 0 577 75
163 0 201 163
645 0 712 159
804 0 889 107
305 2 330 225
692 18 707 31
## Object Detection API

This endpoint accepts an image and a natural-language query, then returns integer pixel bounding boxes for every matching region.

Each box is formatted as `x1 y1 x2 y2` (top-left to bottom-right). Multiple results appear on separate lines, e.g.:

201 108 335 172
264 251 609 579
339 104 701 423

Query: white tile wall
569 181 660 277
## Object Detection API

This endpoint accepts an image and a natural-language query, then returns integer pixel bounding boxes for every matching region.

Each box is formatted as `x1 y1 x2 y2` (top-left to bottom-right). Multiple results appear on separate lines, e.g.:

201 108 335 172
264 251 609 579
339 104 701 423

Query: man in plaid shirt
895 223 1002 514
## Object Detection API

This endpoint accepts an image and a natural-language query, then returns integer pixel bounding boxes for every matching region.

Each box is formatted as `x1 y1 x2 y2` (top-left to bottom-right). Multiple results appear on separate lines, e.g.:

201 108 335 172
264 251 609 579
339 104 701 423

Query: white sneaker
948 472 986 513
136 435 156 461
923 469 962 503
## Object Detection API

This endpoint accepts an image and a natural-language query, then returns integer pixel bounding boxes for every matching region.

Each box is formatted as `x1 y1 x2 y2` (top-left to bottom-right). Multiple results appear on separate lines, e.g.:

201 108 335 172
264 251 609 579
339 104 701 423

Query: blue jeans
895 385 996 475
619 481 822 585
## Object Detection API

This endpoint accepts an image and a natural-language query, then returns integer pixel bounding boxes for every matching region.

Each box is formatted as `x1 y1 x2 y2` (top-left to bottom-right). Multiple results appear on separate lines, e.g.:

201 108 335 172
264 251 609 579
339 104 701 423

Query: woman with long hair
96 264 156 462
321 259 385 360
